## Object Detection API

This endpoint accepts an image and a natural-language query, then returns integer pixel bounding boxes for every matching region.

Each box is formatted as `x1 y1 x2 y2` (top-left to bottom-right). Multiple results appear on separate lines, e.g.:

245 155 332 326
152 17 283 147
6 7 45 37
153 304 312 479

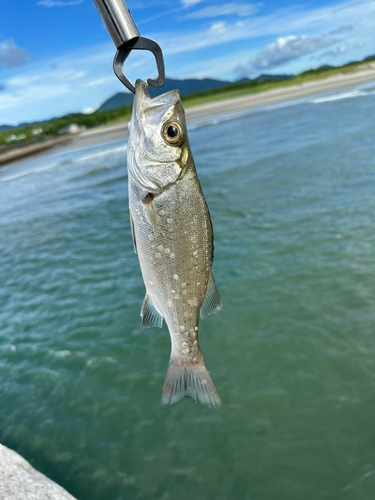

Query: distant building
58 123 86 135
5 134 26 143
31 127 43 135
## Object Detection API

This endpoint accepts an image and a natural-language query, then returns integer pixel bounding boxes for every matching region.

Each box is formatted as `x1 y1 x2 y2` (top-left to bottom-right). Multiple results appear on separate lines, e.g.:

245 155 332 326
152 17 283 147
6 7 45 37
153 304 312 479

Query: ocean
1 83 375 499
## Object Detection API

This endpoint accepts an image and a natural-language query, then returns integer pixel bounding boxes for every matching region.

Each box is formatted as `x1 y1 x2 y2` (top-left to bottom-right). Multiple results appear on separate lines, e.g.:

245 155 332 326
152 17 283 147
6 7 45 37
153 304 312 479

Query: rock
0 444 77 500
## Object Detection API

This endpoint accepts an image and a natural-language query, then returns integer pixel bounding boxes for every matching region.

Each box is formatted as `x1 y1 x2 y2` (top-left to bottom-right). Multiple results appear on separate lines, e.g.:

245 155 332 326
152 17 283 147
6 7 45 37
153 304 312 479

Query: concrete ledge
0 444 77 500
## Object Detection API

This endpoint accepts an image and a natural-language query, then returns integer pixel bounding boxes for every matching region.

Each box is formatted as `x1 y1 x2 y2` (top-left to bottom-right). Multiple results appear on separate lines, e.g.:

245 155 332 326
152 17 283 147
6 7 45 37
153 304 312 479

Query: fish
127 79 222 407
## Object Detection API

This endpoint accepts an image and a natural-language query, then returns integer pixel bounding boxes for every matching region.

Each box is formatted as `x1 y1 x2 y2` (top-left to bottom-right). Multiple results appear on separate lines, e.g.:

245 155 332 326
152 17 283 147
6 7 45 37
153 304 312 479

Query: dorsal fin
141 294 163 329
200 271 223 320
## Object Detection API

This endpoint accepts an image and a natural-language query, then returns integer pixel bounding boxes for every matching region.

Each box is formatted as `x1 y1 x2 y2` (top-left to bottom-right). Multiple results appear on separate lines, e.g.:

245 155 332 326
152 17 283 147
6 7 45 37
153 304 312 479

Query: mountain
254 74 293 82
95 75 296 113
237 74 292 83
0 125 14 131
148 77 231 97
95 77 232 113
95 92 134 113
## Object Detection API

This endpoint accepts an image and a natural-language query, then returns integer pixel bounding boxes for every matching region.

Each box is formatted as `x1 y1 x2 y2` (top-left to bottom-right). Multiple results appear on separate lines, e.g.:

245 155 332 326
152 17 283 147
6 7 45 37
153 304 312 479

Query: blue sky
0 0 374 125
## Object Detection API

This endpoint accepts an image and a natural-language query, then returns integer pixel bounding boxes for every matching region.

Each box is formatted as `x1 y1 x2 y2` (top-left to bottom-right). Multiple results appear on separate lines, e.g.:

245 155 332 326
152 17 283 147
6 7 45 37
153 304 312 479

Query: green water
1 86 375 499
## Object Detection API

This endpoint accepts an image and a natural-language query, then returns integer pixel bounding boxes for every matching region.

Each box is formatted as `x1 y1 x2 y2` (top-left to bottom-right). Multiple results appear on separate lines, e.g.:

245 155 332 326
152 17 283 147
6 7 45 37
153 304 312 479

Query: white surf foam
0 143 128 183
188 82 375 131
74 144 127 163
309 89 369 104
187 97 307 131
0 162 61 182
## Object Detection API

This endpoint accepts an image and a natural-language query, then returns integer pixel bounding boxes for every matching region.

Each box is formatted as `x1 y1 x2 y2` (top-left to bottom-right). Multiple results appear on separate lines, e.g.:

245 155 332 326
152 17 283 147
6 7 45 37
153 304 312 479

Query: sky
0 0 374 125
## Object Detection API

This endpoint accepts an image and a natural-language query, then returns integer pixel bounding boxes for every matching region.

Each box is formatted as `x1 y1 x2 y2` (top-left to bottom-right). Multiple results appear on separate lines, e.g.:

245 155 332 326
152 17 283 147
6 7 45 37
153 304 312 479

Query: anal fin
200 271 223 320
141 294 163 329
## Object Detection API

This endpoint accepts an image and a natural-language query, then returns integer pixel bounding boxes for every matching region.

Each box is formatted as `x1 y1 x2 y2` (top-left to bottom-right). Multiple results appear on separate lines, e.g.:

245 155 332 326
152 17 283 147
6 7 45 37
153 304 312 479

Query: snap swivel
93 0 165 94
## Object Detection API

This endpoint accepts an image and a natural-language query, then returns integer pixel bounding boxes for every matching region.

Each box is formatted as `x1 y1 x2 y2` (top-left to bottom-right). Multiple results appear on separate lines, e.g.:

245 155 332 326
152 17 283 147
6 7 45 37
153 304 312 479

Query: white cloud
85 77 113 87
7 74 42 86
158 0 375 56
137 8 181 26
250 35 334 70
318 39 363 59
168 47 256 80
329 24 354 35
37 0 83 6
49 69 86 81
181 0 202 8
186 3 258 19
0 40 32 69
0 41 145 124
159 20 246 55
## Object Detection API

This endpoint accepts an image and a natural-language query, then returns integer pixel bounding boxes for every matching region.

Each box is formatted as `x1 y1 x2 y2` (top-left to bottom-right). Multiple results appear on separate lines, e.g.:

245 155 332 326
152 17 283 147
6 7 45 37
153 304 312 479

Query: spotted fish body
127 80 222 407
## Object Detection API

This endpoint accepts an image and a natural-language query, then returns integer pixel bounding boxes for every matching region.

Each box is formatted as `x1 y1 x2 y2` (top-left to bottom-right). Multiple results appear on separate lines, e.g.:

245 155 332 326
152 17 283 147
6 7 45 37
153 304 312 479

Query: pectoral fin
142 192 157 231
200 271 223 320
129 208 137 254
141 294 163 329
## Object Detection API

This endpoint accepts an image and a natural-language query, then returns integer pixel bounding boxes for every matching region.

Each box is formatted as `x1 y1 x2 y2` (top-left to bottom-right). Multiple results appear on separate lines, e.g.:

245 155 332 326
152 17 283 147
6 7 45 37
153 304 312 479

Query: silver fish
127 80 222 407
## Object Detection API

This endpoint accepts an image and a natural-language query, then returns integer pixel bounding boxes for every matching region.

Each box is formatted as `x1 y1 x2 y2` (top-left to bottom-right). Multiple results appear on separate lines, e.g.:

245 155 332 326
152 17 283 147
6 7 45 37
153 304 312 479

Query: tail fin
161 358 221 408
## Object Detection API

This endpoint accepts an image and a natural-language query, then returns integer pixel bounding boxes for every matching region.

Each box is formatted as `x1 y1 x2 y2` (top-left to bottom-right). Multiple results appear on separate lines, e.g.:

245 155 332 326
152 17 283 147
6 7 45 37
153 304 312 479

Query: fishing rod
93 0 165 94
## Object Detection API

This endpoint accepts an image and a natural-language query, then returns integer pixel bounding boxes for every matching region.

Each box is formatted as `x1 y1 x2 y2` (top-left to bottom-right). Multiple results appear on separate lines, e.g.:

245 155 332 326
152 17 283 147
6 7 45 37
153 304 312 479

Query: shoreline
185 65 375 121
0 136 75 166
2 66 375 163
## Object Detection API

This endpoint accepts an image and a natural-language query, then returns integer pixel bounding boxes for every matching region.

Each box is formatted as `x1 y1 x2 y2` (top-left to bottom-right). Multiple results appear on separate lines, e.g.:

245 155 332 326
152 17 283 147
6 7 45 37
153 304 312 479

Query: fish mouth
133 79 150 116
134 79 150 102
134 79 180 113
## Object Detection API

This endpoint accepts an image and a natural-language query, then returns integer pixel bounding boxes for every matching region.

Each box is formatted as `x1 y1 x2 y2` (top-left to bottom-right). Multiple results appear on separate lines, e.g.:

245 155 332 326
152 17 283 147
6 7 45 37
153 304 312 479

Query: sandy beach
2 64 375 161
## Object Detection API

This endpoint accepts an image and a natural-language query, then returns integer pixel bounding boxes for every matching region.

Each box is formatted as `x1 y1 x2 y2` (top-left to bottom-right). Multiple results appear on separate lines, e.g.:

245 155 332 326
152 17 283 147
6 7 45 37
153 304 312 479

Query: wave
309 89 372 104
0 143 128 184
0 161 62 183
188 83 375 131
74 144 127 163
188 109 259 131
188 98 307 131
93 173 128 186
70 164 123 181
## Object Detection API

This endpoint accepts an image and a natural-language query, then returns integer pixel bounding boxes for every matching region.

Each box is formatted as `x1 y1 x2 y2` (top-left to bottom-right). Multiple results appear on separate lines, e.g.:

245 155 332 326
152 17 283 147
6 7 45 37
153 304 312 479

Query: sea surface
1 83 375 500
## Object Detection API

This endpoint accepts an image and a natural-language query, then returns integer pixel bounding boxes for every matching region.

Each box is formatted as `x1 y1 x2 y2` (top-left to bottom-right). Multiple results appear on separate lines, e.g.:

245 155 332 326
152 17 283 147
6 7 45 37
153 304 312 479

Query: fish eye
162 122 184 145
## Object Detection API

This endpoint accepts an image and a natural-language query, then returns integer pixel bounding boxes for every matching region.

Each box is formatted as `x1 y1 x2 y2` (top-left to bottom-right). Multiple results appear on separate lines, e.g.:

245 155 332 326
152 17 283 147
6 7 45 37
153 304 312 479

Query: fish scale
127 79 222 407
